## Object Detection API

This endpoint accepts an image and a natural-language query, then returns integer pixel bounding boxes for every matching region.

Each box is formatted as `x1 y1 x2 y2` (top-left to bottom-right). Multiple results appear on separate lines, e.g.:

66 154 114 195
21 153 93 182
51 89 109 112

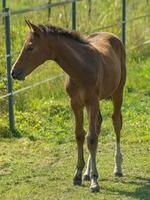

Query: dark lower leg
71 101 85 185
73 133 85 185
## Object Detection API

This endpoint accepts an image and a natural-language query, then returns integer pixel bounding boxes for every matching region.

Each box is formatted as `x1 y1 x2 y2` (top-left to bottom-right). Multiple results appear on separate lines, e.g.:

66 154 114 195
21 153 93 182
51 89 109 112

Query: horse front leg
86 98 100 192
71 100 85 186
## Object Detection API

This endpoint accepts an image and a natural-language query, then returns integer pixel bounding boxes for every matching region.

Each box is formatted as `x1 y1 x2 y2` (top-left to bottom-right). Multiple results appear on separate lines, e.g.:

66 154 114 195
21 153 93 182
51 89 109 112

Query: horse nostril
11 68 25 80
11 70 18 79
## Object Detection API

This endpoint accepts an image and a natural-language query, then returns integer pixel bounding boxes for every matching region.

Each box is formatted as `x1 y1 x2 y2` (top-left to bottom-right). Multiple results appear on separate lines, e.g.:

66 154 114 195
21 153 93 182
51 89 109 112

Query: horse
12 20 126 192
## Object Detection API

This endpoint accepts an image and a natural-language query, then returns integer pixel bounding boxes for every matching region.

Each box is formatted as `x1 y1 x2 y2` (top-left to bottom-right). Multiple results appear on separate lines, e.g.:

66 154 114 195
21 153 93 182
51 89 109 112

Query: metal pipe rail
0 73 64 100
9 0 81 16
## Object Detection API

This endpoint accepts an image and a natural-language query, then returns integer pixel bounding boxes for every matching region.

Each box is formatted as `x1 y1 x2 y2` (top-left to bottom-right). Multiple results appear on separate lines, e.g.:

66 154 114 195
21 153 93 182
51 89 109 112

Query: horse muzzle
11 68 25 80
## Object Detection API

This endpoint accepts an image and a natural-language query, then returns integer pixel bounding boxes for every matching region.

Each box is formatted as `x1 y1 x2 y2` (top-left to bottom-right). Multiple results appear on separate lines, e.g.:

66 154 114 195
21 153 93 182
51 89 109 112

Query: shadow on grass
0 127 38 142
103 176 150 200
0 126 22 138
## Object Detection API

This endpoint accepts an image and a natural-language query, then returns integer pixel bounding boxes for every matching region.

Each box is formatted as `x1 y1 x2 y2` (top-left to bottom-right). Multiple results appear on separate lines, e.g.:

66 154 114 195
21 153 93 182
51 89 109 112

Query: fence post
48 0 51 20
72 0 76 30
2 0 6 23
4 8 15 131
121 0 126 46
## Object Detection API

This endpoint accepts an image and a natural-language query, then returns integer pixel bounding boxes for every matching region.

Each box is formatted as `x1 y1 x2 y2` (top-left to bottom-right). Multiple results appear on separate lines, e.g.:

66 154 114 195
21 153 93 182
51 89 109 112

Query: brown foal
12 20 126 192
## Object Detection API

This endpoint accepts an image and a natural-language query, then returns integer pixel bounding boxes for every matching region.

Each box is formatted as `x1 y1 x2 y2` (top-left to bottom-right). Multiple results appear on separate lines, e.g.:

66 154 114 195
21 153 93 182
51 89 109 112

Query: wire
0 51 20 60
0 73 64 100
127 39 150 51
127 14 150 23
9 0 82 16
90 22 120 33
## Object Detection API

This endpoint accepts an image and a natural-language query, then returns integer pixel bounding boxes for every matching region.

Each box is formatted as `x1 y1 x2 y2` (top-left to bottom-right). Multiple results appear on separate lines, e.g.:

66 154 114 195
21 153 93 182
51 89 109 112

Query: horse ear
25 19 31 29
25 20 41 36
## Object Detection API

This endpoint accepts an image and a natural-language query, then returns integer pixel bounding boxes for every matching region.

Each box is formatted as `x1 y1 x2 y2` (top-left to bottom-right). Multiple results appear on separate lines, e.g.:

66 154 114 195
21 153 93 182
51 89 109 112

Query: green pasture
0 0 150 199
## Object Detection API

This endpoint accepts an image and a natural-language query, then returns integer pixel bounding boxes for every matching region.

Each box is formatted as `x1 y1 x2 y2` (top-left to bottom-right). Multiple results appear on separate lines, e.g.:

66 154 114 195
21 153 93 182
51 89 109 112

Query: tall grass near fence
0 0 150 140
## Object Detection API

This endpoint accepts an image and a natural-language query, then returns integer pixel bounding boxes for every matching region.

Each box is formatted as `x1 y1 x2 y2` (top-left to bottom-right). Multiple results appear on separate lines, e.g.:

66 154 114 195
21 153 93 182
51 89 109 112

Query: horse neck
48 36 90 81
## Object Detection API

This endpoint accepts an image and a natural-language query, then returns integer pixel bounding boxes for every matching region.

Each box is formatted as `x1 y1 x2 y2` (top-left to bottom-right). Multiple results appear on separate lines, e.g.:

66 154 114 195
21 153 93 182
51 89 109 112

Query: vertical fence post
72 0 76 30
2 0 6 12
48 0 51 20
4 8 15 131
2 0 6 23
121 0 126 46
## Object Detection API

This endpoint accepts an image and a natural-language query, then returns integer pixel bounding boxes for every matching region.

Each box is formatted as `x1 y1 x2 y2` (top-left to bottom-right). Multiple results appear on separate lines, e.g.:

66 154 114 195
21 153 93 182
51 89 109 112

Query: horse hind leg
83 154 91 181
83 110 102 181
112 88 124 177
83 109 102 182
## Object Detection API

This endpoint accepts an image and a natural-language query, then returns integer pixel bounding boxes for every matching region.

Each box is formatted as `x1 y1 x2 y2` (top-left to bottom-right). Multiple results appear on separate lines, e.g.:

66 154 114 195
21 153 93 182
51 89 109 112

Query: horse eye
27 46 33 51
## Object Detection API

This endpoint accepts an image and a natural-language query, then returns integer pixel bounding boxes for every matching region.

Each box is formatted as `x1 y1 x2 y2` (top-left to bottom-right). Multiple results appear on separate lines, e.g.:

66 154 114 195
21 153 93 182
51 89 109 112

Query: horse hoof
73 177 82 186
83 174 90 181
90 184 100 193
114 172 123 177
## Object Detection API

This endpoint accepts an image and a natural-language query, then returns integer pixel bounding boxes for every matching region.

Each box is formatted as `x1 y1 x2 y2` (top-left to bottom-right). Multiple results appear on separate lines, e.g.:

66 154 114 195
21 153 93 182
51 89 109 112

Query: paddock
0 0 149 199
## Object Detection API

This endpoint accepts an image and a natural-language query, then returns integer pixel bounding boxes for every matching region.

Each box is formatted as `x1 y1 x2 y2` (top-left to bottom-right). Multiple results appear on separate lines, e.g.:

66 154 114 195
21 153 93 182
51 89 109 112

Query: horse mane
37 24 89 44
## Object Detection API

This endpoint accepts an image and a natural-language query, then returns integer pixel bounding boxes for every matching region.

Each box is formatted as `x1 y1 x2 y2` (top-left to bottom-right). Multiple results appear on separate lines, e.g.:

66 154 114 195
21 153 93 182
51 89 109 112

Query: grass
0 138 149 199
0 0 150 199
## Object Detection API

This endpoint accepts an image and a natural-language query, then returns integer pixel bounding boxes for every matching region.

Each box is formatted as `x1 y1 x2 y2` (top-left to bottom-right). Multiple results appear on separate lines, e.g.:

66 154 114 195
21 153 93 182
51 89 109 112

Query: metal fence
0 0 150 132
1 0 80 131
